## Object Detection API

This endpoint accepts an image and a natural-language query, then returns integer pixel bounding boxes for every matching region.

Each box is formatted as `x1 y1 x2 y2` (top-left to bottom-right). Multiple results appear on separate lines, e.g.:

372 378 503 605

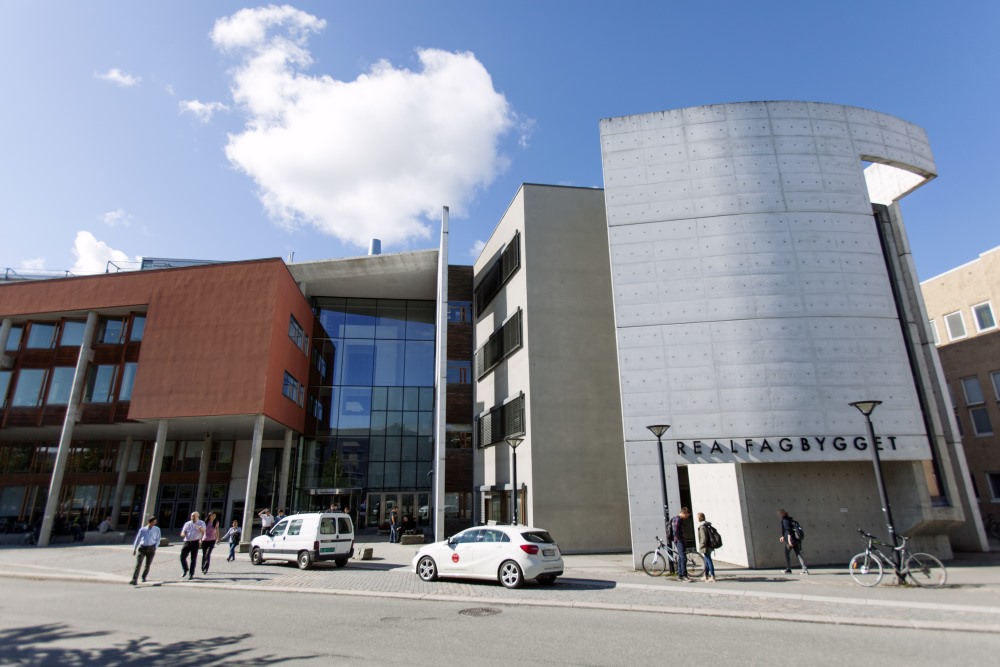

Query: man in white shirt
179 511 206 579
130 516 161 585
258 509 275 536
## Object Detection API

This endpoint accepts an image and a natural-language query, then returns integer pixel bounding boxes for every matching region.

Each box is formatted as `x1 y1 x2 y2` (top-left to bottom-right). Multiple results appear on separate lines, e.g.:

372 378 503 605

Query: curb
2 569 998 635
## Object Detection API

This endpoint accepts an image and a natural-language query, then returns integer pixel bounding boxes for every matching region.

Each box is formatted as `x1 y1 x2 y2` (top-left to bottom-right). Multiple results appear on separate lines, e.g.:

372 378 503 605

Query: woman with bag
221 519 241 562
696 512 718 582
200 512 220 574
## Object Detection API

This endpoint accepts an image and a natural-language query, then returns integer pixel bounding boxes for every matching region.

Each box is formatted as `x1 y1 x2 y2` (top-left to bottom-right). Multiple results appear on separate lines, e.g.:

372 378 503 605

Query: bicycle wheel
905 552 946 588
685 551 705 578
848 552 883 587
642 550 667 576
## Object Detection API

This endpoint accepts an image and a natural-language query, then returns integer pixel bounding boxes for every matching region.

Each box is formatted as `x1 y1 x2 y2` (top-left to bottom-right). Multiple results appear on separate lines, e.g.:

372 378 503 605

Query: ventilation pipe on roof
369 239 381 256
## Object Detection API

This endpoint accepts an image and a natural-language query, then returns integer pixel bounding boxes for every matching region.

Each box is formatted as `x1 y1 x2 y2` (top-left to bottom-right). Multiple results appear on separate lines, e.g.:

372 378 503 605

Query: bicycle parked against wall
642 536 705 578
984 514 1000 540
848 529 947 588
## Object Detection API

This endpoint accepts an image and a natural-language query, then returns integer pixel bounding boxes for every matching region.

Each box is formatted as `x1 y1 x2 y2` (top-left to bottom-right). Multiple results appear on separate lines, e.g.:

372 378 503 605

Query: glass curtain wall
300 298 436 528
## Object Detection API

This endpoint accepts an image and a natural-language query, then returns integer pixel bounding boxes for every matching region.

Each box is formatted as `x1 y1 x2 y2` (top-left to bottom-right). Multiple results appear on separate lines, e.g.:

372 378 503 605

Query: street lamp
849 400 902 582
646 425 671 545
505 436 524 525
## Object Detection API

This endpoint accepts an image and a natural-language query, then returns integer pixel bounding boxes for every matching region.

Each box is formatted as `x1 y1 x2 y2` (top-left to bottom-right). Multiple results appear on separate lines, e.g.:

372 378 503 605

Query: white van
249 512 354 570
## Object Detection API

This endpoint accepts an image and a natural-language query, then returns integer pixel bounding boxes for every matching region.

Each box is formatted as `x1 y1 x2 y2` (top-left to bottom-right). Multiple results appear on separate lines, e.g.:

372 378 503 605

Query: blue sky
1 1 997 280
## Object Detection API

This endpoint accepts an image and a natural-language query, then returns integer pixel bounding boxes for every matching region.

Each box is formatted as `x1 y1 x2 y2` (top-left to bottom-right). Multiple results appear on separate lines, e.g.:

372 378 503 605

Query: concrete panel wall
601 101 943 564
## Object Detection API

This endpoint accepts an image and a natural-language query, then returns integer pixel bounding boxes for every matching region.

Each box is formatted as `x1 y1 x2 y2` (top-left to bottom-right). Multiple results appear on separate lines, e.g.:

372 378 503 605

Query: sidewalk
2 537 999 634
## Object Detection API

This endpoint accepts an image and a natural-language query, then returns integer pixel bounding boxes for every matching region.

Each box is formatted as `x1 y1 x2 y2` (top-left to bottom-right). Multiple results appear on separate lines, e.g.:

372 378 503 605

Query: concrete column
278 429 293 513
141 420 169 523
195 433 212 513
110 436 133 524
241 414 266 548
38 311 98 547
432 206 449 541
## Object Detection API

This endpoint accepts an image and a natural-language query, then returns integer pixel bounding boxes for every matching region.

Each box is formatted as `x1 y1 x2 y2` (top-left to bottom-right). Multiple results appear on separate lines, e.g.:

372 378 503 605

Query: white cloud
469 240 486 258
212 6 516 249
20 258 46 270
95 68 142 87
71 231 135 275
100 208 132 227
179 99 230 123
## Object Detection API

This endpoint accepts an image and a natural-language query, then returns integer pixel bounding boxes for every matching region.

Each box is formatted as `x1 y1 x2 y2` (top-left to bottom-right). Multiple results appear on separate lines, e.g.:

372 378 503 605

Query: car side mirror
447 536 455 545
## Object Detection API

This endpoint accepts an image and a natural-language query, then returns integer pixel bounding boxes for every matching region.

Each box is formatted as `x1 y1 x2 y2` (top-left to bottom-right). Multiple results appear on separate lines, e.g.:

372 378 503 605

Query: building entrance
364 492 429 531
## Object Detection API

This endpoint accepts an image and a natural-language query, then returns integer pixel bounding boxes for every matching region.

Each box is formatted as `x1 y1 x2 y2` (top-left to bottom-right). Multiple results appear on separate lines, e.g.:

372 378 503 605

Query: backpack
791 520 804 542
704 523 723 550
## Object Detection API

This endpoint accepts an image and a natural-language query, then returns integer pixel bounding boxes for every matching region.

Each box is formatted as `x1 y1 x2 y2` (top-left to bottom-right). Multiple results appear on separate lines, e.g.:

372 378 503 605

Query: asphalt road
1 578 997 666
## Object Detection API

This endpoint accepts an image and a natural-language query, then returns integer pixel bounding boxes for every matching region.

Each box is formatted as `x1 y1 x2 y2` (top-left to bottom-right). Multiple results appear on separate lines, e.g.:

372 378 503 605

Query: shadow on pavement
0 624 314 666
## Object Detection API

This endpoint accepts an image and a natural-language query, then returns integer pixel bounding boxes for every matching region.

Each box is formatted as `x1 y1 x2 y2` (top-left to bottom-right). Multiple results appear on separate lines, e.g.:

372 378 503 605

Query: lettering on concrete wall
674 436 899 457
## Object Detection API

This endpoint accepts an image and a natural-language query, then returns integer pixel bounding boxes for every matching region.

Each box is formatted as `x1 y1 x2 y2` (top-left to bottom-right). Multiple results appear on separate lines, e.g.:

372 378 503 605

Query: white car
411 525 564 588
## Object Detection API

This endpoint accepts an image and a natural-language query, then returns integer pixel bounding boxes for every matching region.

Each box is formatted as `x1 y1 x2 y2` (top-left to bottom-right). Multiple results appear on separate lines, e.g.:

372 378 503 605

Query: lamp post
646 424 671 544
505 436 524 525
849 400 902 582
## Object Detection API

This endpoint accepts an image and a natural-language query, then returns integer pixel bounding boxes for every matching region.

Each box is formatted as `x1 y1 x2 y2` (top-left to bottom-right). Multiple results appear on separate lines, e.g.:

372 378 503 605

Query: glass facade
297 297 436 519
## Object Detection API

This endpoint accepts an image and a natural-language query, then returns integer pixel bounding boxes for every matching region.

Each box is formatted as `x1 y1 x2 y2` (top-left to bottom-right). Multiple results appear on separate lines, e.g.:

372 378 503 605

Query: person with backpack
696 512 719 582
777 508 809 574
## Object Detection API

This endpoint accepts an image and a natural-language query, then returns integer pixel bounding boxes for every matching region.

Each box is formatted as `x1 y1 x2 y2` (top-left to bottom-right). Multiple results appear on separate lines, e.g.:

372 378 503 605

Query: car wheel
499 560 524 589
416 556 438 582
250 547 264 565
536 574 557 585
334 558 348 568
297 551 313 570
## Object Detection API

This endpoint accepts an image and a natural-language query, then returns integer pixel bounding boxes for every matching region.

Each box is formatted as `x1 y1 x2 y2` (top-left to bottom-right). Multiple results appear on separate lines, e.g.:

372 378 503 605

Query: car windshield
521 531 555 544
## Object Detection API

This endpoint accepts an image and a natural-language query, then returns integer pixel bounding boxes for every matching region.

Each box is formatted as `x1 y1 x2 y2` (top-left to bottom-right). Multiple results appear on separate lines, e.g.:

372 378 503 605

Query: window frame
944 311 967 341
961 376 985 405
928 319 940 345
991 370 1000 401
987 472 1000 502
972 301 997 333
969 406 993 437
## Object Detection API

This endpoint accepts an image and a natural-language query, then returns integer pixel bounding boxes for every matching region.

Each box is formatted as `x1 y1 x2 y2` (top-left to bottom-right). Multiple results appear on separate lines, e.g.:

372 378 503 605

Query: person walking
258 509 274 536
130 516 161 585
777 508 809 574
221 519 241 562
179 511 206 579
670 507 693 582
200 512 220 574
696 512 717 582
388 507 399 543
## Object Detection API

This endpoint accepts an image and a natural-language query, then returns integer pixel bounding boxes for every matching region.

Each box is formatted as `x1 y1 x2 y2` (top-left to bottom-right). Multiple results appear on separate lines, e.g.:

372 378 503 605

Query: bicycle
984 514 1000 541
641 536 705 578
848 529 946 588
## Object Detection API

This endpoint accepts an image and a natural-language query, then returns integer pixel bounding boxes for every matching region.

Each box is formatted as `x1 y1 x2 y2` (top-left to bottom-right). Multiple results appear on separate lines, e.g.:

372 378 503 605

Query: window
97 318 125 344
447 424 473 449
992 371 1000 401
46 367 76 405
85 365 118 403
119 363 138 401
448 302 472 323
59 321 87 347
282 372 305 406
288 315 308 354
944 311 966 341
11 369 47 407
26 323 56 349
962 377 985 405
0 370 12 407
973 302 996 332
287 519 303 536
475 309 523 379
928 320 939 345
475 232 521 316
129 315 146 342
476 393 525 448
448 360 472 384
270 520 287 537
5 325 22 351
988 473 1000 502
971 407 993 436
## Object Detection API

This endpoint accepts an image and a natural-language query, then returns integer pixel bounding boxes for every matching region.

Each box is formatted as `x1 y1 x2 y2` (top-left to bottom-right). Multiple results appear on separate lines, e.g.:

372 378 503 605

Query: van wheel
250 547 264 565
334 558 348 568
297 551 313 570
416 556 438 582
499 560 524 589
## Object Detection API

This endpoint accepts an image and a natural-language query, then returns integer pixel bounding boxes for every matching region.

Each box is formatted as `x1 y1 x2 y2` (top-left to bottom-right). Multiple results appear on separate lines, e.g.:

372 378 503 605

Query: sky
1 1 998 281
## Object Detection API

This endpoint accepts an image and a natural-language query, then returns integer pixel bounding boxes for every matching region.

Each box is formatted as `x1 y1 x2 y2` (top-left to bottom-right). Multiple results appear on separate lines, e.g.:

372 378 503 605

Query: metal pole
655 433 670 539
862 413 902 582
512 447 518 525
